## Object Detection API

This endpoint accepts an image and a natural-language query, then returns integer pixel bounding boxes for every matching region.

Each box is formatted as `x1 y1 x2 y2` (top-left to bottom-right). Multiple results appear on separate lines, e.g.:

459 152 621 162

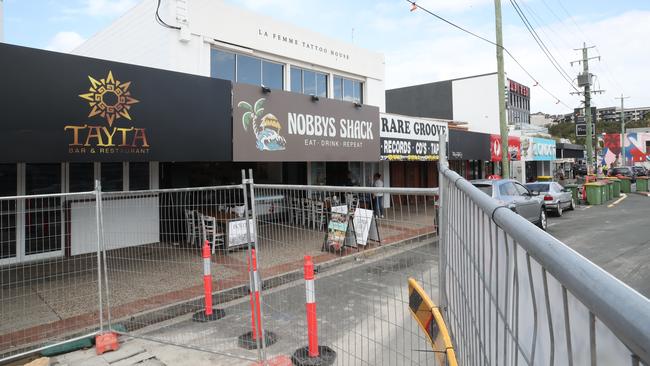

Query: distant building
530 112 555 127
554 106 650 124
385 72 530 135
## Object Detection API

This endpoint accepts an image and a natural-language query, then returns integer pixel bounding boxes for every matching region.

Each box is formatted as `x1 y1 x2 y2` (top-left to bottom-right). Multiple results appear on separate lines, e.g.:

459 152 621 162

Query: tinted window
0 164 17 197
514 183 529 196
474 184 492 196
316 73 327 97
129 162 149 191
303 70 316 96
499 182 517 196
343 78 354 101
333 76 342 99
262 61 283 90
290 67 302 93
69 163 94 192
237 54 261 86
353 80 363 103
101 163 123 192
526 183 549 192
210 49 235 81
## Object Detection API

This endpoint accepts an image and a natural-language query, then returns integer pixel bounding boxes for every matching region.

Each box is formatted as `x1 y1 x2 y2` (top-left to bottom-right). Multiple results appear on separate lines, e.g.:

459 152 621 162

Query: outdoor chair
312 200 327 231
184 209 200 245
200 214 224 254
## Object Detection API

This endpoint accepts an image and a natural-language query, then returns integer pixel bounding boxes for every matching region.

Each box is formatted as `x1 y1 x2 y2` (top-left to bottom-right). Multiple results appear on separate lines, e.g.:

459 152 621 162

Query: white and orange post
249 249 263 341
202 241 213 317
304 255 319 357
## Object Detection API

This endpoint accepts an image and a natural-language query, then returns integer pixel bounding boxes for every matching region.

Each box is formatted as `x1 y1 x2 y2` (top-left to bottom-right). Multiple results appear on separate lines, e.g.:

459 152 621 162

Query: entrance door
0 164 17 265
24 164 63 260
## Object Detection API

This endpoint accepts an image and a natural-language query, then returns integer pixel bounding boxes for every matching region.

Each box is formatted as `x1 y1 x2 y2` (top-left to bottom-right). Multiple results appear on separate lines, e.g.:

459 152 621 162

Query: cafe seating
184 209 200 245
312 200 327 231
199 213 224 254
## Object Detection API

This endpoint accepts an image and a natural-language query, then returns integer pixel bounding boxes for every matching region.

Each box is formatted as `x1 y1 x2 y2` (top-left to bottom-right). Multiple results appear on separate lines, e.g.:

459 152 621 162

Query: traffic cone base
192 308 225 322
237 330 278 350
291 345 337 366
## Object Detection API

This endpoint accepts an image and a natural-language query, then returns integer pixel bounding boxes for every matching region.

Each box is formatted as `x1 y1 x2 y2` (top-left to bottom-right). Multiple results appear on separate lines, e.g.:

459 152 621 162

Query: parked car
608 166 637 183
631 165 648 177
573 163 588 177
525 182 575 217
471 179 547 230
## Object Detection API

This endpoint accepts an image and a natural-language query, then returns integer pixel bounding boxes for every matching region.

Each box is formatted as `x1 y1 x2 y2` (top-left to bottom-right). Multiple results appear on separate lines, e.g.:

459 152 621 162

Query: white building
73 0 387 187
530 112 555 127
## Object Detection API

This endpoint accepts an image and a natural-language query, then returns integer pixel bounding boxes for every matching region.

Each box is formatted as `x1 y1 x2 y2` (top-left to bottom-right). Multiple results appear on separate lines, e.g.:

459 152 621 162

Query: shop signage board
379 113 448 161
325 205 356 250
449 130 490 161
576 123 596 137
233 83 380 162
353 208 380 246
521 137 556 161
0 43 232 163
490 135 521 162
227 218 257 248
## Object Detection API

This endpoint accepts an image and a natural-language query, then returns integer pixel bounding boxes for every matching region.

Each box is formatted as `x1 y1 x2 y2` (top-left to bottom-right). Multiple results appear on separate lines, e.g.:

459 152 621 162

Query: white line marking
608 193 627 208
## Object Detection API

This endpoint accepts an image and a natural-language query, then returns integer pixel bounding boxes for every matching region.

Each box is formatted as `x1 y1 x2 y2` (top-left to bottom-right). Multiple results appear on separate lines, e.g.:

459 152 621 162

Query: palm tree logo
238 98 286 151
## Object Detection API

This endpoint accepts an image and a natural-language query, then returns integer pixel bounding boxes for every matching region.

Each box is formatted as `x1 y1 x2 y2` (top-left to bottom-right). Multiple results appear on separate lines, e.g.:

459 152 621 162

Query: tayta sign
379 113 448 161
233 83 380 161
490 135 521 162
0 43 232 163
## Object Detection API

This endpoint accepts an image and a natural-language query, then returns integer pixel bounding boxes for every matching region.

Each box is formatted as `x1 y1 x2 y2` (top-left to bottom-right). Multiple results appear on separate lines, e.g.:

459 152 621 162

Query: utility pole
571 43 604 175
615 94 630 166
494 0 509 178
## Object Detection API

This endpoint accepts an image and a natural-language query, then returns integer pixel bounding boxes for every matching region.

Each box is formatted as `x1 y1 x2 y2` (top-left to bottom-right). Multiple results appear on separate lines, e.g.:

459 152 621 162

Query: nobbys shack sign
233 83 380 162
380 113 448 161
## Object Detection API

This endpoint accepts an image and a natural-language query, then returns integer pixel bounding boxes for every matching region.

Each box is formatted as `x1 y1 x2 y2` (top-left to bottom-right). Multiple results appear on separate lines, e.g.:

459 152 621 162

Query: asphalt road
546 192 650 298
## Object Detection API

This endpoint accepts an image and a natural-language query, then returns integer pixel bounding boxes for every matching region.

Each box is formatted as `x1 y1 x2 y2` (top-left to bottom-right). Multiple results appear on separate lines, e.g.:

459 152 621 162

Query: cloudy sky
3 0 649 114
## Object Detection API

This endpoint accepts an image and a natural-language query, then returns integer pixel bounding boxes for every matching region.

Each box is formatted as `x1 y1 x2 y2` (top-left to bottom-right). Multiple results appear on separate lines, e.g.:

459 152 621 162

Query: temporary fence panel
438 162 650 366
0 191 102 362
98 185 263 363
250 178 443 365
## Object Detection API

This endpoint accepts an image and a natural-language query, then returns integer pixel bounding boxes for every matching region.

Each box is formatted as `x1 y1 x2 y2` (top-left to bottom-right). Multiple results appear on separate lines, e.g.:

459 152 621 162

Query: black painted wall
385 80 453 120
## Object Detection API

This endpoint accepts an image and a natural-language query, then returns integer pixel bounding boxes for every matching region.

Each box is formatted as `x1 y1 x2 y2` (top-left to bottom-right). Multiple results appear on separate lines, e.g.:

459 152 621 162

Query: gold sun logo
79 71 139 126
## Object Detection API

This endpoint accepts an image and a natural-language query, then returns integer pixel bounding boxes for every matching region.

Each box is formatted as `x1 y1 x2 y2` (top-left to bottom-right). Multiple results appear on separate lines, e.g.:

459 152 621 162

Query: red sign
490 135 521 162
509 79 529 97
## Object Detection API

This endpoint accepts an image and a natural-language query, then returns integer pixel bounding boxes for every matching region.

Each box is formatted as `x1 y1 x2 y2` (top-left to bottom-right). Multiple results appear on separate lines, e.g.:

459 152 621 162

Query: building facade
70 0 387 188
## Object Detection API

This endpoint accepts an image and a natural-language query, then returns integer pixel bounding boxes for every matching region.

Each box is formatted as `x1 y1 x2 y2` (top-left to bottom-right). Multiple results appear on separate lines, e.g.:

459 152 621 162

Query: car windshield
473 184 492 196
526 183 549 192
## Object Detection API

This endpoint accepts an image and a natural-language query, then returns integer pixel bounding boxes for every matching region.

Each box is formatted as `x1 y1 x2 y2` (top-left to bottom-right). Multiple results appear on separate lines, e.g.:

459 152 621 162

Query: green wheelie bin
584 183 603 205
637 176 649 192
619 176 632 193
606 177 621 198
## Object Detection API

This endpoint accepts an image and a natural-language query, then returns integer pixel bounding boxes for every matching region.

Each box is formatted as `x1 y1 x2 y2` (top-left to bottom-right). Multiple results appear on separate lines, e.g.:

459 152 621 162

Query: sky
3 0 650 115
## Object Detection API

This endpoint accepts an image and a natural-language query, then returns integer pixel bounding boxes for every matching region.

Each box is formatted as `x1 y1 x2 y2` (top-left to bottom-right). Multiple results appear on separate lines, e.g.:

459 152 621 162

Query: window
101 163 123 192
333 76 363 103
514 182 530 196
499 182 517 196
0 164 17 259
290 67 327 97
129 162 150 191
69 163 94 192
474 184 493 196
210 48 284 90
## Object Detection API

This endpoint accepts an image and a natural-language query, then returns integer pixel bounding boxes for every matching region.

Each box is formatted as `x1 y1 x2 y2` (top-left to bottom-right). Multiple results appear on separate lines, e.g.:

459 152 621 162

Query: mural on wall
601 132 650 166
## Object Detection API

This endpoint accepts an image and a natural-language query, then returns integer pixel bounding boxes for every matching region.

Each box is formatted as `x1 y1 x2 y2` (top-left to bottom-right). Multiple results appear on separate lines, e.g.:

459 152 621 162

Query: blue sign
522 137 556 161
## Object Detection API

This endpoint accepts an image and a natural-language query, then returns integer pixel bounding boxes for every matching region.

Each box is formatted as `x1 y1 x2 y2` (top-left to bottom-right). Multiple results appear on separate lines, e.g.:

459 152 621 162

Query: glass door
0 164 17 265
24 164 63 259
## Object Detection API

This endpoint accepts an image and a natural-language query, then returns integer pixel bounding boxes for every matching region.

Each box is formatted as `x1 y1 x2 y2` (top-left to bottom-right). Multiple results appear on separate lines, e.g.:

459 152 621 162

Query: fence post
438 129 448 311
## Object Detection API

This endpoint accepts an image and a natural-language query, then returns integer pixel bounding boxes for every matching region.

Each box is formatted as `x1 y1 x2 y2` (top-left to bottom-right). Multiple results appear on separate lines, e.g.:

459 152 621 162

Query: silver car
525 182 575 217
471 179 547 230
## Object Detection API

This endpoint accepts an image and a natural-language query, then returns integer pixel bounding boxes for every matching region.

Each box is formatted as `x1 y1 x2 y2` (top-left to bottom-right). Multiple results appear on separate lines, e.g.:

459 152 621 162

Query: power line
509 0 581 94
404 0 573 109
155 0 180 30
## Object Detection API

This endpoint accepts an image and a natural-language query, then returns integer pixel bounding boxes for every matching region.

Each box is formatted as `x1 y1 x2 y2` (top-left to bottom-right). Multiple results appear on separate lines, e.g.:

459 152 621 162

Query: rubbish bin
599 180 612 201
537 176 552 182
600 182 608 202
637 176 649 192
564 183 579 203
584 183 603 205
606 178 621 198
619 176 632 193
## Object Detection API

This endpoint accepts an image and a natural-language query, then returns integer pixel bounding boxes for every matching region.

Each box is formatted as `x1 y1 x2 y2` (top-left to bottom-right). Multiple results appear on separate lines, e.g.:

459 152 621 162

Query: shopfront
520 137 557 182
0 43 233 264
555 143 585 180
379 113 448 188
449 130 490 180
489 134 521 178
231 83 382 187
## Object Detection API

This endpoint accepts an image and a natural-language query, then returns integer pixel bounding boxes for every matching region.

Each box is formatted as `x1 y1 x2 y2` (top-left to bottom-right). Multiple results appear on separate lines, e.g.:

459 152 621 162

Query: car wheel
569 198 575 210
537 209 547 231
556 204 563 217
